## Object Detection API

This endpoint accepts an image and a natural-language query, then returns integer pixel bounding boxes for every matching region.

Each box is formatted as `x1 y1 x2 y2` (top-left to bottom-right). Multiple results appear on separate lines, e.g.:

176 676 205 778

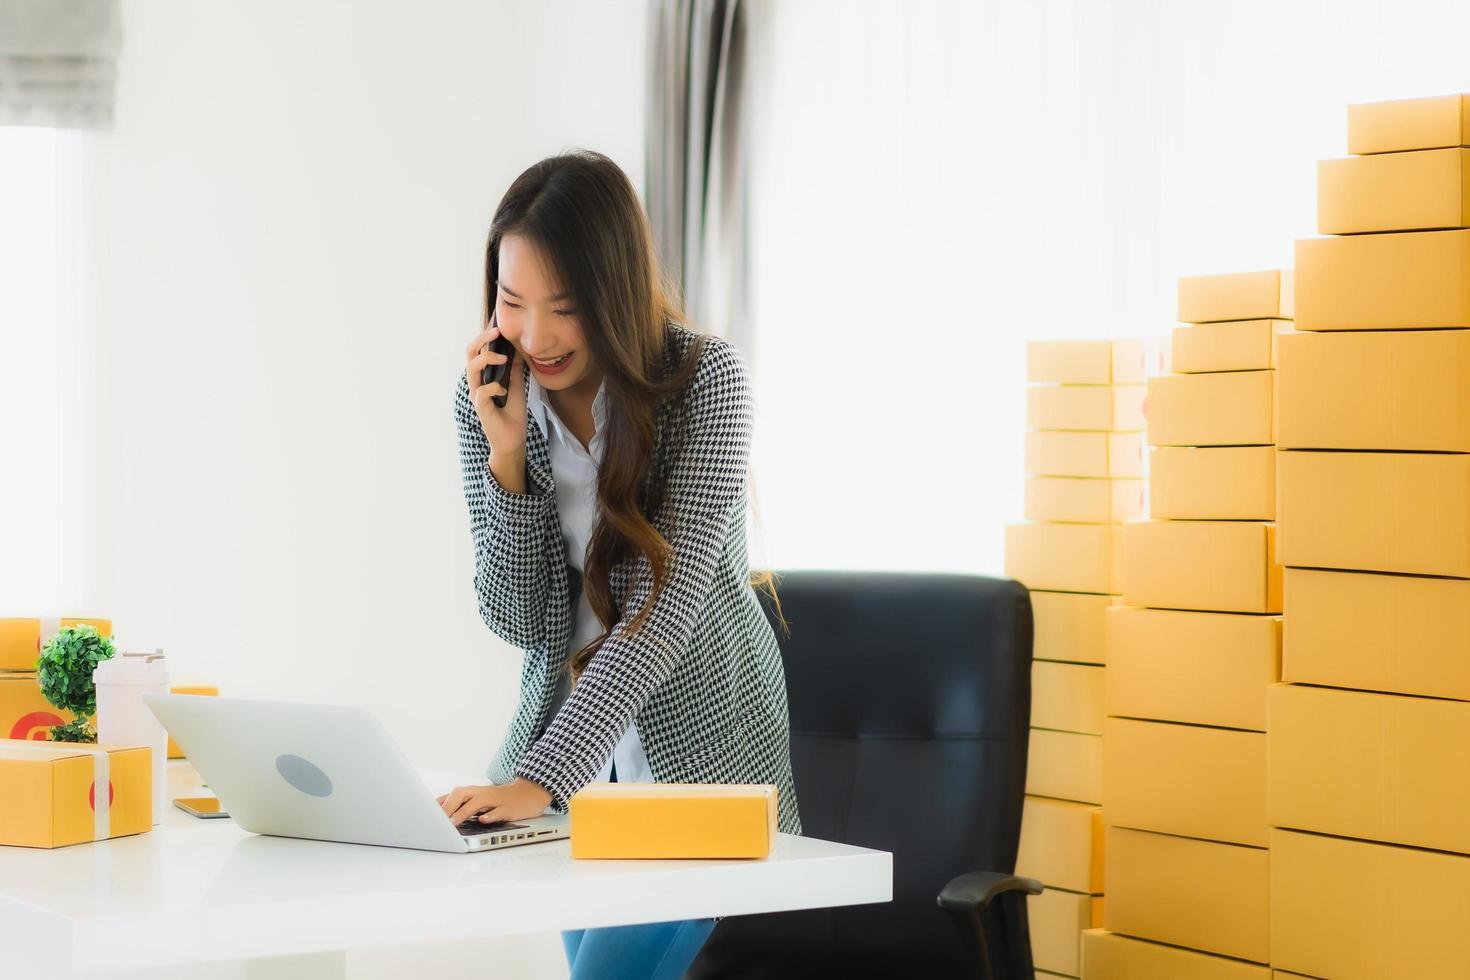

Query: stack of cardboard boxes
1004 340 1149 978
1269 93 1470 978
1079 271 1291 977
0 617 111 741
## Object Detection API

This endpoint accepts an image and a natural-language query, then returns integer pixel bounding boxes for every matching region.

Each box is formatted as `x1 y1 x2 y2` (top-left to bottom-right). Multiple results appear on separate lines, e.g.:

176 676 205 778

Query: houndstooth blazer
453 321 802 836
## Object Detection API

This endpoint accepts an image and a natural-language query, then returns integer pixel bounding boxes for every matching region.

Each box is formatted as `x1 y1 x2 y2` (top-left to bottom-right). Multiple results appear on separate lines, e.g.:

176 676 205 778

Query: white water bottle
94 650 170 825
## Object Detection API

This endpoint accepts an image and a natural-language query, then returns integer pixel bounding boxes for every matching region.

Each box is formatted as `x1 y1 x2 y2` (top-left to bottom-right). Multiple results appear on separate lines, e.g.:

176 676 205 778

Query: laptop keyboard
457 819 530 837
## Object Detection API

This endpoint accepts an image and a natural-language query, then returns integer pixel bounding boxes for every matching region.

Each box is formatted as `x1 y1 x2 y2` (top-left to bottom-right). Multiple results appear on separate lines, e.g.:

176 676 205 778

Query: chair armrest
936 871 1044 914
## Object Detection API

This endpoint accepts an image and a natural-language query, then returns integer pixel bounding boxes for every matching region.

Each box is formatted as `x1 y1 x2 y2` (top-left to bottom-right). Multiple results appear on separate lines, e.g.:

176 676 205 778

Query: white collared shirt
528 368 653 785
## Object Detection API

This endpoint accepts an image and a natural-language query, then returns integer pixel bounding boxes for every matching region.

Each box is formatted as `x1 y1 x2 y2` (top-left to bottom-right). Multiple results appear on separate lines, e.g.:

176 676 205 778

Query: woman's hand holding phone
464 315 529 459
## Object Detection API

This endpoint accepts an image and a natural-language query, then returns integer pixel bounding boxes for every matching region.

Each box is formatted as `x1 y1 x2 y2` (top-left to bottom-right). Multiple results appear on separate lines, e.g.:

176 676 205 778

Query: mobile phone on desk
481 310 515 408
174 796 230 819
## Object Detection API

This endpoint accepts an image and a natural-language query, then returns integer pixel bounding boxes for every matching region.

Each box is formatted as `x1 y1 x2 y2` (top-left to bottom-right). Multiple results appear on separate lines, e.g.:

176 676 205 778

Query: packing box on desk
1026 728 1102 805
568 783 776 859
1276 450 1470 577
1005 523 1121 595
1031 661 1104 735
1105 826 1269 965
1276 329 1470 452
1028 339 1146 385
1146 371 1275 447
165 685 219 759
1024 476 1145 524
1171 319 1293 374
0 617 113 672
1029 886 1102 977
1284 567 1470 701
1150 446 1274 520
1319 147 1470 234
1295 228 1470 330
1269 683 1470 856
1026 384 1146 432
1271 828 1470 979
1017 796 1105 894
1347 93 1470 155
1120 521 1282 614
1178 269 1294 324
0 674 73 742
1025 430 1144 479
0 739 151 848
1106 607 1279 732
1031 590 1118 666
1081 929 1272 980
1104 717 1267 847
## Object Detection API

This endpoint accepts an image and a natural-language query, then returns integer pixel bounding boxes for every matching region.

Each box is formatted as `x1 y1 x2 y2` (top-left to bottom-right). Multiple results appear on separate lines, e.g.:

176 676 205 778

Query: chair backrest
690 570 1034 978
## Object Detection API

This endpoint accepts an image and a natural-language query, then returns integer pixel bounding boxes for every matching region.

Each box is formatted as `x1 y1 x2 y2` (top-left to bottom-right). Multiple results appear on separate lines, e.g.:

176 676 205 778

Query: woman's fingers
463 324 500 361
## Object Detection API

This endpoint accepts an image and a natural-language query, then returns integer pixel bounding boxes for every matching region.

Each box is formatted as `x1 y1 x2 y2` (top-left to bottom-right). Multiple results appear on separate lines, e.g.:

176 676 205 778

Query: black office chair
688 570 1040 980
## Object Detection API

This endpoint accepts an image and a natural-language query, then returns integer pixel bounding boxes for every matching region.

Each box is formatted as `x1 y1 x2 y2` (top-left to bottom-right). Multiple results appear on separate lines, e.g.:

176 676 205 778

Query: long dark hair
483 149 785 682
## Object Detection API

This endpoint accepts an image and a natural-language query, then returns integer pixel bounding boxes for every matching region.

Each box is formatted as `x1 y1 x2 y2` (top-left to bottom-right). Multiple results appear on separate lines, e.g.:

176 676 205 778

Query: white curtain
0 0 122 130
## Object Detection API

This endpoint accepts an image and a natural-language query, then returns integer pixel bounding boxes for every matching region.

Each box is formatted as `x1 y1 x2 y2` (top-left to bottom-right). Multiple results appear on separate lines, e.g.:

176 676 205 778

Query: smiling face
495 233 600 397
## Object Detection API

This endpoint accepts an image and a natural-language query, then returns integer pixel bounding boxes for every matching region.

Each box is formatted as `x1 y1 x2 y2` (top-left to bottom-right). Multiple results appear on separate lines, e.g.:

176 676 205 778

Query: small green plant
37 624 116 742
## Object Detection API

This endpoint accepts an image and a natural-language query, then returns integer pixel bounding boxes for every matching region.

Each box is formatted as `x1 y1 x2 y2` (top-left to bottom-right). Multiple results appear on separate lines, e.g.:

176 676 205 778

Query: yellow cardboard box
1295 228 1470 331
1081 929 1272 980
1024 476 1145 524
1031 661 1105 735
1029 886 1104 976
1178 269 1294 324
1031 590 1118 666
0 739 151 848
1028 339 1147 385
0 674 73 742
165 685 219 759
1027 384 1147 433
1005 523 1122 595
1276 450 1470 577
568 783 776 859
1347 93 1470 155
1120 521 1282 614
1027 728 1103 805
1146 371 1275 447
1150 446 1275 520
1025 430 1145 479
1106 607 1279 732
1017 796 1106 894
1318 147 1470 234
1104 717 1267 847
0 617 113 672
1172 319 1293 374
1276 329 1470 452
1271 828 1470 979
1105 827 1269 964
1284 567 1470 701
1269 683 1470 856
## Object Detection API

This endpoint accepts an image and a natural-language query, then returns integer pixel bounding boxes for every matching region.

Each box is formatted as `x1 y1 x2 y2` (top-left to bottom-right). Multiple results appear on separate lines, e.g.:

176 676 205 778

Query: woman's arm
512 339 753 810
453 371 556 649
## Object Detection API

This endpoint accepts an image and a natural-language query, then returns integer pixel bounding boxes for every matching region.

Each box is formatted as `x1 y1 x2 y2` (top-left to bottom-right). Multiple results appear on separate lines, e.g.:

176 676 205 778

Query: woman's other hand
437 777 554 825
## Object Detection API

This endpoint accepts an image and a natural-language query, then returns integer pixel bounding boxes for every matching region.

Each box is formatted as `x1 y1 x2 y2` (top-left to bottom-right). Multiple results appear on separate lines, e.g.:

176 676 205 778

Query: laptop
143 693 570 853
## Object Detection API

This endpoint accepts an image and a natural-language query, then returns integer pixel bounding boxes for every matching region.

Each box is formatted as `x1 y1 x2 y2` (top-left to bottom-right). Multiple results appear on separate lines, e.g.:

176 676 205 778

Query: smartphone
173 796 230 819
480 310 515 408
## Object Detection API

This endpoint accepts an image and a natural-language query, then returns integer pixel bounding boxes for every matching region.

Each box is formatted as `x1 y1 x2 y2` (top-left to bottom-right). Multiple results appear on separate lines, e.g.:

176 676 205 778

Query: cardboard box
1318 147 1470 234
1025 430 1145 479
568 783 776 859
1119 521 1282 614
1005 523 1122 595
1105 827 1269 964
1276 451 1470 578
1269 683 1470 855
0 617 113 672
1024 476 1145 524
1017 796 1106 894
1146 371 1275 447
1150 446 1275 520
1284 567 1470 701
1172 319 1293 374
1031 661 1105 735
1031 590 1118 666
1295 229 1470 331
0 739 151 848
165 685 219 759
1081 929 1272 980
0 674 73 742
1104 718 1267 847
1027 728 1103 805
1178 270 1294 324
1027 384 1147 433
1028 339 1147 385
1106 607 1280 732
1276 329 1470 452
1347 93 1470 155
1029 886 1104 976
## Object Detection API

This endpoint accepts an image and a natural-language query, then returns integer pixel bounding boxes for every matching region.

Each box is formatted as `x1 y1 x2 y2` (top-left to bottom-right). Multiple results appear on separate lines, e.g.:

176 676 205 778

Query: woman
443 149 802 978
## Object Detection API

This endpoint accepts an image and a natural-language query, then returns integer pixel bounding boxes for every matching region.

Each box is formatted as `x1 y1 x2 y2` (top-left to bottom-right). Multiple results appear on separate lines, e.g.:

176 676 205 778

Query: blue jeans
560 918 717 979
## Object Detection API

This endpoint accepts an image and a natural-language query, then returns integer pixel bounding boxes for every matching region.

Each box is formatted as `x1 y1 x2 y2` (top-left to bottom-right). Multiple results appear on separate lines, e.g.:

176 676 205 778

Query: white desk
0 761 891 979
